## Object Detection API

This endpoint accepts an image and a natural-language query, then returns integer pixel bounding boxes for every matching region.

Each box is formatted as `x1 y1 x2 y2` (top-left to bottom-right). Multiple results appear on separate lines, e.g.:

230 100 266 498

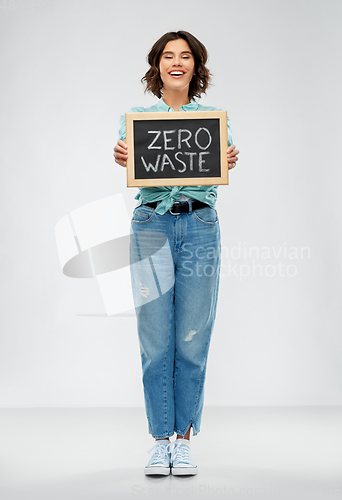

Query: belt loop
188 199 193 213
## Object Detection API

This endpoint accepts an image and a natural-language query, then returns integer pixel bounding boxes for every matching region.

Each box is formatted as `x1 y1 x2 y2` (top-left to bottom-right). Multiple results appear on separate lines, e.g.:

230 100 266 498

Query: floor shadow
0 464 334 500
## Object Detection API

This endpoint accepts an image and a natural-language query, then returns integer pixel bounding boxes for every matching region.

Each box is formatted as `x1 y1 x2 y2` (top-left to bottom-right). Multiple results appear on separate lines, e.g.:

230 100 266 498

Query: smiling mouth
169 71 186 78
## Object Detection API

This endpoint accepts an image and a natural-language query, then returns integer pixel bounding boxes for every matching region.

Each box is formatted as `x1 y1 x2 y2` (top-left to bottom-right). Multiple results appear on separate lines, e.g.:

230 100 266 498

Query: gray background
1 0 341 407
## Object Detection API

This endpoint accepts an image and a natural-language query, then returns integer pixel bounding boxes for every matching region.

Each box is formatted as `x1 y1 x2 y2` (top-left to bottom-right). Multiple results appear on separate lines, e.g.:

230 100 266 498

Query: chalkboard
126 111 228 187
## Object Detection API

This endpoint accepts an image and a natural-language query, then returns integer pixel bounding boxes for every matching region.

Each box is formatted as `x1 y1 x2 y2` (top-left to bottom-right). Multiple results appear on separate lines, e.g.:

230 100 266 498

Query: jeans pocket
193 206 219 225
131 206 156 224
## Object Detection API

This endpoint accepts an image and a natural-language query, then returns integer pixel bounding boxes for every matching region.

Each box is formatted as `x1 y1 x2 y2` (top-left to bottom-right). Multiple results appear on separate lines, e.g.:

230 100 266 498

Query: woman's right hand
113 139 128 167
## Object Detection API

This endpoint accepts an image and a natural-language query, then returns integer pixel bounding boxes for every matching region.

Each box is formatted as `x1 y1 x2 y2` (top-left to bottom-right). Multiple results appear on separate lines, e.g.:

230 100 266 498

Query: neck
162 88 191 111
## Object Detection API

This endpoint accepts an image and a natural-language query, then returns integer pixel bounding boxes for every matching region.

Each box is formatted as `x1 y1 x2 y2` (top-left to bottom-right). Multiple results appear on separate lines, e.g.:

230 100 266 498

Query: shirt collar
156 96 199 112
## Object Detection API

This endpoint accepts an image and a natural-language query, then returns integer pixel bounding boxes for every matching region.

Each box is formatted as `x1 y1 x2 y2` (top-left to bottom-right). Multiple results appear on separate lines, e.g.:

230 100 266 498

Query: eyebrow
162 50 193 55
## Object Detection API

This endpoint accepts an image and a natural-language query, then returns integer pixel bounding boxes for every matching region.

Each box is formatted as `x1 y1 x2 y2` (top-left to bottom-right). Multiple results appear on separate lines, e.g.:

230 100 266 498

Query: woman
113 31 239 476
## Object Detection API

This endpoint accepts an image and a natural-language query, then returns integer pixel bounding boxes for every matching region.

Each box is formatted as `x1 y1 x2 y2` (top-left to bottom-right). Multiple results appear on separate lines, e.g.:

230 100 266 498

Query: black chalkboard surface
126 111 228 187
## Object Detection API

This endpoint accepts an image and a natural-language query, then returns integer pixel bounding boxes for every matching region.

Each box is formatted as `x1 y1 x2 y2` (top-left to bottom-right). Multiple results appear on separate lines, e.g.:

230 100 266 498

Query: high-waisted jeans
129 201 221 439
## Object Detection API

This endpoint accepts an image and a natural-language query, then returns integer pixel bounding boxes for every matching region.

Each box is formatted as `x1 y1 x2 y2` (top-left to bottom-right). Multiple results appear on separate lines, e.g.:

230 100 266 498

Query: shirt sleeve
227 114 233 147
117 106 145 141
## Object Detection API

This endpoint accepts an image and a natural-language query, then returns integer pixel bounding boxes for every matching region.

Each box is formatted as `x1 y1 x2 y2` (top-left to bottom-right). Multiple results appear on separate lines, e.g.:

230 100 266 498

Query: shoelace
172 441 190 464
148 442 171 465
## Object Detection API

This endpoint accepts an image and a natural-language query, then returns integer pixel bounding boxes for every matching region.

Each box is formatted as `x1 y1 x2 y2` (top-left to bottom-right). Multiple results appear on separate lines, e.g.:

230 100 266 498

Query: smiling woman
113 30 239 477
141 31 211 104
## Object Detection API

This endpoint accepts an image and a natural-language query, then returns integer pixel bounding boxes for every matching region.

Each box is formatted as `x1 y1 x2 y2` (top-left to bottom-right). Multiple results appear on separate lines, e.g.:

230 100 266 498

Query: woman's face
159 38 195 94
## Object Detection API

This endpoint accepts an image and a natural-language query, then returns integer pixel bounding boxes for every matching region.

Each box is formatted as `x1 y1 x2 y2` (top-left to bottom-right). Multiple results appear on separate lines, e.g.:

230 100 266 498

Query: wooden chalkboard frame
126 111 228 187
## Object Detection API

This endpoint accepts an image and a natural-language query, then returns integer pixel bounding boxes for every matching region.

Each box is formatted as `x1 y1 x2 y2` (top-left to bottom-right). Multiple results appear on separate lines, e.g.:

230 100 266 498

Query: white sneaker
171 439 198 475
144 441 171 475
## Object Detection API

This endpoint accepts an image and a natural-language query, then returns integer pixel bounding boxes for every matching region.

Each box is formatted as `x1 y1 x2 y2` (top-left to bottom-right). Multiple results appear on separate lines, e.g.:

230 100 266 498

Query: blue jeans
129 201 221 439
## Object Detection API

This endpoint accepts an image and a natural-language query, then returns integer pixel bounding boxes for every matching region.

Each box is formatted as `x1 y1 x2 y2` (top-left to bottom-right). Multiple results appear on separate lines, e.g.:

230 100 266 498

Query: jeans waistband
144 200 209 214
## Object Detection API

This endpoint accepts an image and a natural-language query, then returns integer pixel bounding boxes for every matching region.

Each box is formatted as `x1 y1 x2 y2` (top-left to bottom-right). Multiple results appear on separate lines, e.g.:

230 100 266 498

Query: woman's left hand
227 144 240 170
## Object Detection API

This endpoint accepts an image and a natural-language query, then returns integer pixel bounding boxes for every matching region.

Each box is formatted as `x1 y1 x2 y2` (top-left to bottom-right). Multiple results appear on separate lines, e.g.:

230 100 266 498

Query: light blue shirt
118 97 233 215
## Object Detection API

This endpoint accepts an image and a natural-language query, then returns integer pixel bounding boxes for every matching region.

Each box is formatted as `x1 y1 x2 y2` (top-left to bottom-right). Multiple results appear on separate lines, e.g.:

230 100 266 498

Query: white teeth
170 72 184 76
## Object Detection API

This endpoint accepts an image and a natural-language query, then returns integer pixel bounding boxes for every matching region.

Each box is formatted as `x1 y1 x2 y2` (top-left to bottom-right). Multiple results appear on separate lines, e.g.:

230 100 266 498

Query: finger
114 146 128 156
228 162 236 170
114 140 128 153
114 151 128 160
113 146 128 160
116 140 127 150
227 144 236 153
228 156 239 163
227 149 240 159
115 158 127 167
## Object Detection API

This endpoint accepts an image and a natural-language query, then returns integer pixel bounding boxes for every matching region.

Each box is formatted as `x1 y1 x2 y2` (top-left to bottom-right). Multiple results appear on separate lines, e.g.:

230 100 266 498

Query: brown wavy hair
141 31 212 100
